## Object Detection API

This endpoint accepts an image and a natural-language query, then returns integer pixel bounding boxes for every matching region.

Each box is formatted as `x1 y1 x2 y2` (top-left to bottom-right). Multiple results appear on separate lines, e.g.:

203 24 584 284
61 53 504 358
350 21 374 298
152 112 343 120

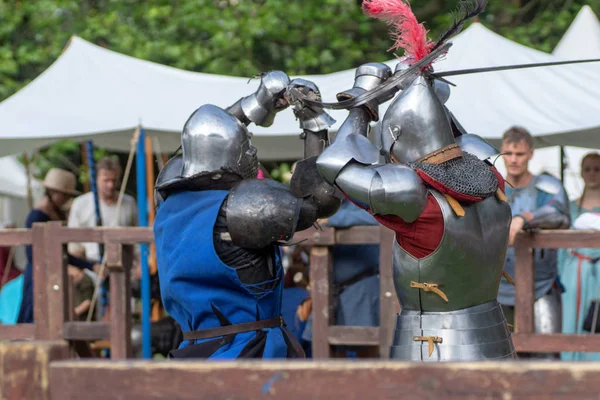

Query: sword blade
433 58 600 78
300 42 453 110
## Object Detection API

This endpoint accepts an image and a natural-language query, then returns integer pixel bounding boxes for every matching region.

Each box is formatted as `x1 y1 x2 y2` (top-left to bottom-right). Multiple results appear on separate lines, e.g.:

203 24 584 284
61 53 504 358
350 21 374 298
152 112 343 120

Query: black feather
431 0 487 52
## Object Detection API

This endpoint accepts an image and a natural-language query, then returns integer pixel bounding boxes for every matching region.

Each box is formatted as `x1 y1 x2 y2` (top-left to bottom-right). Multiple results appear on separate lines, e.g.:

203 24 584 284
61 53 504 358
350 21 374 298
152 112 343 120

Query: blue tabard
154 190 289 359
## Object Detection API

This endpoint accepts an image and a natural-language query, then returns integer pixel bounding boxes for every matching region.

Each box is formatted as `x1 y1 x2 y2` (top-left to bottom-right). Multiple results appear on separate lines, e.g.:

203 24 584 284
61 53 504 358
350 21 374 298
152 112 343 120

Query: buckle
410 281 449 302
413 335 443 357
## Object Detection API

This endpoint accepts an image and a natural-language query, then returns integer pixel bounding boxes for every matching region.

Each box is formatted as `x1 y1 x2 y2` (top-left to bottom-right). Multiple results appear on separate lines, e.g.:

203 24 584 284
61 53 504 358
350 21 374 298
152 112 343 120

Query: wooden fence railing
1 224 600 358
0 227 36 340
512 230 600 353
302 228 600 356
0 222 153 359
5 341 600 400
292 225 397 359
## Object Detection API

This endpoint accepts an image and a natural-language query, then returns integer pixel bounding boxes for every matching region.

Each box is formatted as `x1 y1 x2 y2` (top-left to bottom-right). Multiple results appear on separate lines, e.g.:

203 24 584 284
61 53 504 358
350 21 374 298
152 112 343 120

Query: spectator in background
0 222 21 288
67 157 139 323
17 168 98 323
559 152 600 361
68 157 138 262
0 221 23 325
302 199 380 358
498 127 570 359
67 265 96 321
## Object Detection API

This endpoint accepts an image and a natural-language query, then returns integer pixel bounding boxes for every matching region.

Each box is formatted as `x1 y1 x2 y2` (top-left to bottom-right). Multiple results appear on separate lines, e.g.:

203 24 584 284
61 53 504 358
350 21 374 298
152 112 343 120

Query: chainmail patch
408 152 498 198
236 146 259 179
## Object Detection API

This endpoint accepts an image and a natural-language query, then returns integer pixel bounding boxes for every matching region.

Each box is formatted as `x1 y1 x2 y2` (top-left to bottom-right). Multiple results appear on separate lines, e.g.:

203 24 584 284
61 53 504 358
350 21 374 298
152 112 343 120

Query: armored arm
316 63 428 222
519 174 570 229
286 78 341 223
521 205 570 229
225 79 341 249
225 71 291 127
225 179 326 249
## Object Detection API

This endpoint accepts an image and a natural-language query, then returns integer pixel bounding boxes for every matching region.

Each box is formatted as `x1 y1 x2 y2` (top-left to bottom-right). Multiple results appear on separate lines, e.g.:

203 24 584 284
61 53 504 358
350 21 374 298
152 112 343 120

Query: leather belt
183 316 284 341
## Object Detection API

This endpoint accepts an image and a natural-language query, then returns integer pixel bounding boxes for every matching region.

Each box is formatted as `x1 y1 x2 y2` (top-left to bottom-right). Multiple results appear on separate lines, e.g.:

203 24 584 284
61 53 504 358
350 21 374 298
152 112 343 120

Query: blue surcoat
154 190 290 359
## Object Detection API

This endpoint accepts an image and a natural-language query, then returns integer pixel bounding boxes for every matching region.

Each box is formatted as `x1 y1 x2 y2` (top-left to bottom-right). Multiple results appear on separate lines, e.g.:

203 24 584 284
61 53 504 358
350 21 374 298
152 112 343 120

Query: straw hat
41 168 80 196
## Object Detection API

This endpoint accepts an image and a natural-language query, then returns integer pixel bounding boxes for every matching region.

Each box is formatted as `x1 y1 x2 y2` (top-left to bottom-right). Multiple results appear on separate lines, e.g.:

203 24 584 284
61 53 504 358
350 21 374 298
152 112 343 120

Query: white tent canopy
0 36 350 161
380 22 600 149
0 156 34 198
553 5 600 59
525 5 600 200
0 156 41 271
0 23 599 161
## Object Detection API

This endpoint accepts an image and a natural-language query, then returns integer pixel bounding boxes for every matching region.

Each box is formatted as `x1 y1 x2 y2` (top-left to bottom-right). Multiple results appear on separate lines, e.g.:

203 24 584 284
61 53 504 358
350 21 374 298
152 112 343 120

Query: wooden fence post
44 222 67 341
0 341 68 400
514 234 535 334
378 227 397 359
32 223 49 339
310 246 332 359
106 242 133 359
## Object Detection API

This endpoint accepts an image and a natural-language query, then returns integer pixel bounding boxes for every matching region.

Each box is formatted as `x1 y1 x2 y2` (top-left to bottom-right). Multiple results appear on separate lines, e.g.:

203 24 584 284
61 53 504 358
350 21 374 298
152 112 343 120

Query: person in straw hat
17 168 100 323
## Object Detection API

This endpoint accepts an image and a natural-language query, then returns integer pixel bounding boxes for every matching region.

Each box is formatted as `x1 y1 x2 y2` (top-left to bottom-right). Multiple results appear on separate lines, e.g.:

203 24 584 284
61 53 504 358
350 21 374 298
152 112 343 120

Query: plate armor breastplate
394 189 511 311
390 189 516 361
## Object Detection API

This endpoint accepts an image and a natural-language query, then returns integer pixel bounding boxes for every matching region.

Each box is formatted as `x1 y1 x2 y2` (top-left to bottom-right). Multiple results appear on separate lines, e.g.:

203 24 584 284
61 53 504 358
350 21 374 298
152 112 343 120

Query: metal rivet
385 291 392 298
53 285 60 291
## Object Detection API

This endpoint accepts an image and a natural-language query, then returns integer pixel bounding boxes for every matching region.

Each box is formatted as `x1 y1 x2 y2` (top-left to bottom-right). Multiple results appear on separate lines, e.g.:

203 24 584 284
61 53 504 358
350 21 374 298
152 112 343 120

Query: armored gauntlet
240 71 291 127
337 63 393 121
286 78 336 133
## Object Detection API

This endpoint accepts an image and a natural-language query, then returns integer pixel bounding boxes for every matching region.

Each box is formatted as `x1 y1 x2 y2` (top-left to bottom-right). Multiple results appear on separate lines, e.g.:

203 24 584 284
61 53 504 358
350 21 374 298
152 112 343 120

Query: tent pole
144 136 161 322
22 152 33 210
144 136 156 275
151 137 165 171
136 128 152 359
560 146 566 183
80 143 90 193
86 141 104 257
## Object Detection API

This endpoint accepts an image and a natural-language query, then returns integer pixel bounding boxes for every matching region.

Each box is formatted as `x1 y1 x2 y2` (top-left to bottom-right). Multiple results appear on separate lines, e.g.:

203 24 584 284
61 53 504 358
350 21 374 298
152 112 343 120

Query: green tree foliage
485 0 600 53
0 0 598 175
2 0 598 103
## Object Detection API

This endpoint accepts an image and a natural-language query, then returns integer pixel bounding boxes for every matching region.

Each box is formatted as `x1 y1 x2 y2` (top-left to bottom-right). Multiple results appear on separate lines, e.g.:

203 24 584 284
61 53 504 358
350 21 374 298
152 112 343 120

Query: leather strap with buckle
496 188 507 203
443 193 465 217
410 281 449 302
416 144 463 164
183 316 284 341
413 335 443 357
503 270 516 286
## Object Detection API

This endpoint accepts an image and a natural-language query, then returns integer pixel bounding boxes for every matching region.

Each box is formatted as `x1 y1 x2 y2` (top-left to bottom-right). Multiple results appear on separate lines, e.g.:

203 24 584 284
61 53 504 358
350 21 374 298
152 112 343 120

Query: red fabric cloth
490 165 506 192
341 164 503 259
0 246 21 286
373 193 444 259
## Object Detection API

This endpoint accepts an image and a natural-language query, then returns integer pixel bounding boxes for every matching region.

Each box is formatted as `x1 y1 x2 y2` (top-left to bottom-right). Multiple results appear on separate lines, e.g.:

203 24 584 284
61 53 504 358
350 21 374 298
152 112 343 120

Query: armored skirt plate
390 300 516 361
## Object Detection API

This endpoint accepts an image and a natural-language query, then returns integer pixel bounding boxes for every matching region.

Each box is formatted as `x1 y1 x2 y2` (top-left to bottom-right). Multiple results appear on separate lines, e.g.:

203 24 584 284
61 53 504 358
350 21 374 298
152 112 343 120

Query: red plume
363 0 433 62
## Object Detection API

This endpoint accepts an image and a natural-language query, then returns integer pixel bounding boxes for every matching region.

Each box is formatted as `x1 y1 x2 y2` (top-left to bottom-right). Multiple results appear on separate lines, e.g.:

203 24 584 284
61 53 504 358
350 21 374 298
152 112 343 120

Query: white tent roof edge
0 22 598 162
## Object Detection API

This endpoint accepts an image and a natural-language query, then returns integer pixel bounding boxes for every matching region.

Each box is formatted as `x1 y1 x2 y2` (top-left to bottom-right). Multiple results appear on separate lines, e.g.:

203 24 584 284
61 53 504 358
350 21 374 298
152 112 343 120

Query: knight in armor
153 72 341 359
315 0 516 361
499 126 570 360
